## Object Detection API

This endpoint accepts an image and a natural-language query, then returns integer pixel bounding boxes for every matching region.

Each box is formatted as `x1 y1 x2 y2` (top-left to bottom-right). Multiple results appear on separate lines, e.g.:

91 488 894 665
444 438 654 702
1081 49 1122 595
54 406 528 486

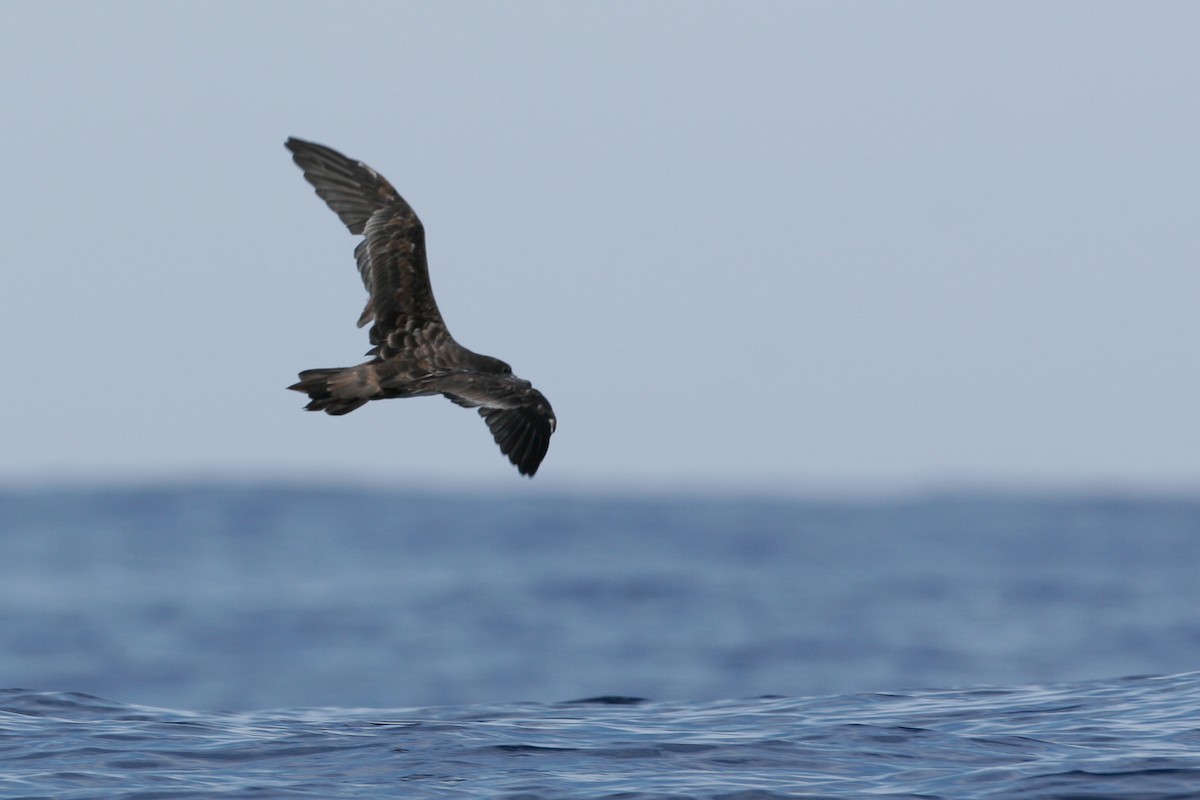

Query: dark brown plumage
285 138 555 476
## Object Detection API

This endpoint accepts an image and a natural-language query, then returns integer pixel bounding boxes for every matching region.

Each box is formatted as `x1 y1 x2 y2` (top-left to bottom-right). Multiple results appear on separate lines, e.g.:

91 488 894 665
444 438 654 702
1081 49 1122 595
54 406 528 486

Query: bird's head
476 355 513 375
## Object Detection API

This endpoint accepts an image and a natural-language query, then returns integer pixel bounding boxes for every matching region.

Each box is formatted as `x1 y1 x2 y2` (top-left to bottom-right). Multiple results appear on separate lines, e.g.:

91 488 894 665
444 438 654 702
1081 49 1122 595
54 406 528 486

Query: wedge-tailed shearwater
285 138 556 477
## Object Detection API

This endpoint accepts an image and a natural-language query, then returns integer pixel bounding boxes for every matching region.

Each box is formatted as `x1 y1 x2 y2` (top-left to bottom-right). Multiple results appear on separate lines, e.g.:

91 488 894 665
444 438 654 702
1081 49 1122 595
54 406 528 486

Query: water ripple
3 672 1200 798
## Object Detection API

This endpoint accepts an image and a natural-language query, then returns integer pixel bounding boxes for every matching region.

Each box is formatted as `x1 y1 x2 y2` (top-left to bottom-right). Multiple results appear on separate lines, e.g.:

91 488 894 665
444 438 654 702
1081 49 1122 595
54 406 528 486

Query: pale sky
3 2 1199 492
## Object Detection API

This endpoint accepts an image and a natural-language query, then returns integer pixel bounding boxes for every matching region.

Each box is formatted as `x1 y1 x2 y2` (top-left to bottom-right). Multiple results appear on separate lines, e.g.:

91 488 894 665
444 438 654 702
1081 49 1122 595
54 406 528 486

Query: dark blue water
2 486 1199 797
4 673 1200 799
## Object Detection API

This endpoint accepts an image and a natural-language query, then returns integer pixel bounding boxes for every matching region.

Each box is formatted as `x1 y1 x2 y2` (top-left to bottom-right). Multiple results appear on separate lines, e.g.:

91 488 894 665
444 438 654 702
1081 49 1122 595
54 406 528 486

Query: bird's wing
285 138 449 359
479 405 555 476
437 373 557 477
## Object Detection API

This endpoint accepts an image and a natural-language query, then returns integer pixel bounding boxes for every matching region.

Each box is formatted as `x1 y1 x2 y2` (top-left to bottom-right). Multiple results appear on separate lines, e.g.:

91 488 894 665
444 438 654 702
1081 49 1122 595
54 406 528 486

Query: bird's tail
288 366 374 415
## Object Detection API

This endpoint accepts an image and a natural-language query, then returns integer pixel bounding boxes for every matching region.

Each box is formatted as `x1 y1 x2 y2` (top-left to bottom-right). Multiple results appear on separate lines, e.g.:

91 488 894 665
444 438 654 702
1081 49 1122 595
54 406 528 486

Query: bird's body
285 138 555 476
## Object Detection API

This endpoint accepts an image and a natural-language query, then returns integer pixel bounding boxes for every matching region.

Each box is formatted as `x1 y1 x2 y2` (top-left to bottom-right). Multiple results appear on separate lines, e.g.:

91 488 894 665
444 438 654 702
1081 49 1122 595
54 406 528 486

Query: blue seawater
3 675 1200 798
1 485 1199 797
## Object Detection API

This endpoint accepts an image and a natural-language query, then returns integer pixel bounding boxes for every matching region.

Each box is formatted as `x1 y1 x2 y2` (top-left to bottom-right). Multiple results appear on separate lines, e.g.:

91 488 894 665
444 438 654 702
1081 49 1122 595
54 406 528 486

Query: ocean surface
1 485 1199 798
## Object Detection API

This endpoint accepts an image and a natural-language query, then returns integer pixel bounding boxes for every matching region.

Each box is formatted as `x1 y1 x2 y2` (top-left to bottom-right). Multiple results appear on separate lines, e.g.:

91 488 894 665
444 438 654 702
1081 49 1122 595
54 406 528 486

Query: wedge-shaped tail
288 367 371 416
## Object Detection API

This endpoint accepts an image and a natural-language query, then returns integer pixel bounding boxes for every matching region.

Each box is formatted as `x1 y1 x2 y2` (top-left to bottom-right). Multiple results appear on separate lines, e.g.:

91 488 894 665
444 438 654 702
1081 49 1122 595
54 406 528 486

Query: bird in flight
285 138 556 477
